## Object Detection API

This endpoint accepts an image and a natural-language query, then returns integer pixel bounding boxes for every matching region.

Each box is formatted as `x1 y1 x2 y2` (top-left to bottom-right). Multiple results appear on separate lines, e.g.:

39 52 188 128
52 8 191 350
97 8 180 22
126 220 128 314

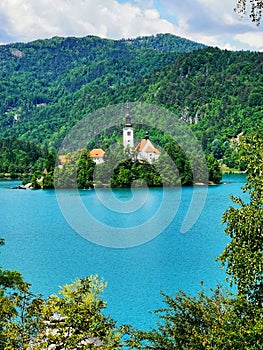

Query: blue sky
0 0 262 51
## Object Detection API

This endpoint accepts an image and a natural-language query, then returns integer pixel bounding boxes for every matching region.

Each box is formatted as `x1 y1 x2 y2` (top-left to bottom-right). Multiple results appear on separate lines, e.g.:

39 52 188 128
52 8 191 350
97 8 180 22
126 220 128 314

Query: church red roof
89 149 105 158
136 138 160 154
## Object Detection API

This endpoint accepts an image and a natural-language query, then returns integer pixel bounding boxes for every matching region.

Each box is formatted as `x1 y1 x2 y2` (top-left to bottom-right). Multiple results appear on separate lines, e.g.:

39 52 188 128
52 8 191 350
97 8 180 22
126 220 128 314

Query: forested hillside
140 47 262 165
0 34 204 145
0 33 262 171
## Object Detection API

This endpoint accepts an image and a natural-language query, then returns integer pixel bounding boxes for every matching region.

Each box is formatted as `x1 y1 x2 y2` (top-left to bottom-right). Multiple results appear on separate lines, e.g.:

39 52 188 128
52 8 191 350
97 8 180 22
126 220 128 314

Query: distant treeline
0 137 55 179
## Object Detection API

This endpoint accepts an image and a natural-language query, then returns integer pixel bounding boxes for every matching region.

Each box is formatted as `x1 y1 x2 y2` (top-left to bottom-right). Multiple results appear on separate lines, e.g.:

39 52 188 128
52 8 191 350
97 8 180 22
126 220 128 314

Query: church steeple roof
123 103 134 149
125 104 132 127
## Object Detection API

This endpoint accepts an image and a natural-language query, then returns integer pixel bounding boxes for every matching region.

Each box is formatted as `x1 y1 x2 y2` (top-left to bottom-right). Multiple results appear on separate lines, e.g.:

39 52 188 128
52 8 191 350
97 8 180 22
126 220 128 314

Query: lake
0 174 246 330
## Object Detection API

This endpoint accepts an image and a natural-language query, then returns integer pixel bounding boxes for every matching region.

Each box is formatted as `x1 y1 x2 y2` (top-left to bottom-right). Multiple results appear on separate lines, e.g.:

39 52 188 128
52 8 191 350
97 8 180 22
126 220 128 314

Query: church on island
90 109 161 164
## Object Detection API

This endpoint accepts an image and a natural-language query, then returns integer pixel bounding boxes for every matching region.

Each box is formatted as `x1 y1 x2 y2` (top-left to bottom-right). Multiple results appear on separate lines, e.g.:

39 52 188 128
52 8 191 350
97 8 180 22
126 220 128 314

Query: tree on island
51 141 222 189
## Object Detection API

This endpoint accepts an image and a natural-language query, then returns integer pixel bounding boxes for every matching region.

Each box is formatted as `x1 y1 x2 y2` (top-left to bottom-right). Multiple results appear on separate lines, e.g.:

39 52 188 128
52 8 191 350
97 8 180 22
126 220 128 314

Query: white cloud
159 0 263 50
0 0 177 43
144 8 160 20
0 0 262 51
235 32 263 51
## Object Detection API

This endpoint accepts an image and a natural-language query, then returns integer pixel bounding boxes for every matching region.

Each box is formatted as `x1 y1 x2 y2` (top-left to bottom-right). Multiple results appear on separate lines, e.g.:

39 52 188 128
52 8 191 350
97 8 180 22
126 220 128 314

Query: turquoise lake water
0 174 246 330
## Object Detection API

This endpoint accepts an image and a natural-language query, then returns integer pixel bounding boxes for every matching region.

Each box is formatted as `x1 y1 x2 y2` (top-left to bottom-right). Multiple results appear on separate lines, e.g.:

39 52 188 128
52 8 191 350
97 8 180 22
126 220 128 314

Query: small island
26 108 222 190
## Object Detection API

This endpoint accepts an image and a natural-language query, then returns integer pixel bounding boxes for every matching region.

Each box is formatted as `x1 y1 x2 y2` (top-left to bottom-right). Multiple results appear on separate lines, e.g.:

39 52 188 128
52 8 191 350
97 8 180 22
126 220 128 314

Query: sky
0 0 262 51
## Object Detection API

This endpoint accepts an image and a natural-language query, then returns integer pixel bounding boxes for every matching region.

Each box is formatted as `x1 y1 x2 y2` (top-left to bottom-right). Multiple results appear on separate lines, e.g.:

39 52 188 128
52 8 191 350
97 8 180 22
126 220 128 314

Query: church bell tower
123 105 134 149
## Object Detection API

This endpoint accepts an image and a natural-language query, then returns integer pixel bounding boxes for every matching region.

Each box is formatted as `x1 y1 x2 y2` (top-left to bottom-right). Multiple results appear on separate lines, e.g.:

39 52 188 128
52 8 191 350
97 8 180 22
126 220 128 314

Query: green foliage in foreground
31 276 122 349
126 288 262 349
235 0 262 24
0 132 262 349
219 131 263 304
0 271 122 349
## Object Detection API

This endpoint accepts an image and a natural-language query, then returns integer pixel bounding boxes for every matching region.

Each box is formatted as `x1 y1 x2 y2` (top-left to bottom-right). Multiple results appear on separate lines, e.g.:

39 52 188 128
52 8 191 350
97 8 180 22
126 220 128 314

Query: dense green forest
0 34 204 145
0 138 55 178
0 33 262 184
0 34 261 148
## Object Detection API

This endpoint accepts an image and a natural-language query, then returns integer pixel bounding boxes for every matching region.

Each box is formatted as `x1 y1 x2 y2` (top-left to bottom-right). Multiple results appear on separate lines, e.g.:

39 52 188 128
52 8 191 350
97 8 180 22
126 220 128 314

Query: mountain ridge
0 33 261 161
